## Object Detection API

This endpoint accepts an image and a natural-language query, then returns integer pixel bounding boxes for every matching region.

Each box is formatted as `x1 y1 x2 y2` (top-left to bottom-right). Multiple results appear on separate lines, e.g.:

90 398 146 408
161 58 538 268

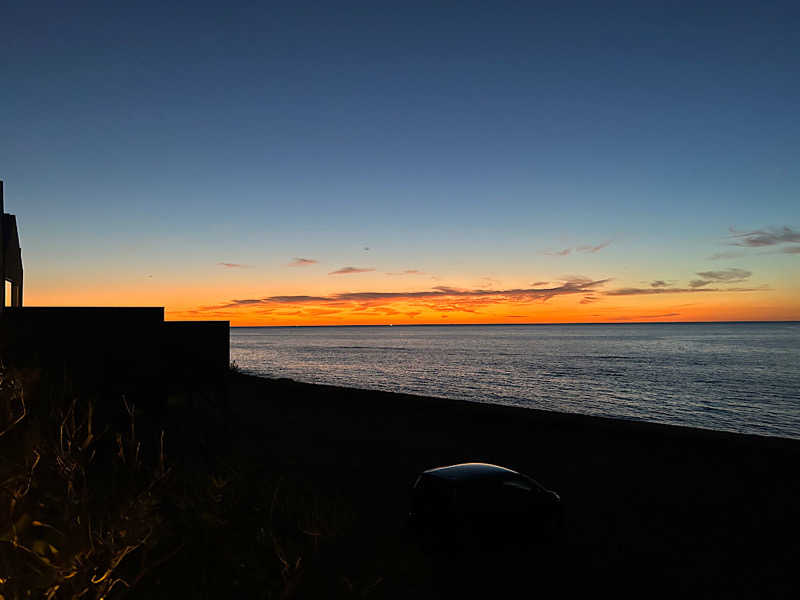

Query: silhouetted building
0 180 23 310
0 180 229 412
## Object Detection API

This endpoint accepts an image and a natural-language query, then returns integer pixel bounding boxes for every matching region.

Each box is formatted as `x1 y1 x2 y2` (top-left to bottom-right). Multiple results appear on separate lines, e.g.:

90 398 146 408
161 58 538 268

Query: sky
2 0 799 325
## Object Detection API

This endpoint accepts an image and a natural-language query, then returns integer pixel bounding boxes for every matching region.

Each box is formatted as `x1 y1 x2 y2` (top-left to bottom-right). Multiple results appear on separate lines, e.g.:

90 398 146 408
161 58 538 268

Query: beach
219 373 800 598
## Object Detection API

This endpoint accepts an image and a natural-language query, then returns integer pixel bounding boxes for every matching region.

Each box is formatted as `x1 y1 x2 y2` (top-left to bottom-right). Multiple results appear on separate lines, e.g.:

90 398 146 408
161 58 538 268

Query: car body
409 462 563 543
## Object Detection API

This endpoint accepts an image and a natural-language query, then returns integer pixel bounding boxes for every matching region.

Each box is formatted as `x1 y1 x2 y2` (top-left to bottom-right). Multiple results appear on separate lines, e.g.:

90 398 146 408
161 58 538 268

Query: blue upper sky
2 1 798 319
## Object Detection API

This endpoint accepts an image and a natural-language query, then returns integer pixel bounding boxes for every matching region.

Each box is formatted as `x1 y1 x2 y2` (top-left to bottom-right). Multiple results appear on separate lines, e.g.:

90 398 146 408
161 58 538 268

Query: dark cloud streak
545 241 611 256
606 286 766 296
689 280 712 288
576 241 611 253
686 268 752 289
729 226 800 247
288 258 318 267
695 268 751 282
328 266 376 275
386 269 424 276
207 278 610 310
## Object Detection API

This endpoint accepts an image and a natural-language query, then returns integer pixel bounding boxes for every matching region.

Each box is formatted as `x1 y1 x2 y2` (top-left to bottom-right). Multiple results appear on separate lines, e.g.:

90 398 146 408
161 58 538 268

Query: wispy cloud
386 269 424 276
576 241 611 253
709 226 800 258
708 251 744 261
605 285 765 296
545 241 611 256
689 279 713 288
265 295 330 303
650 280 669 288
302 308 343 317
217 262 253 268
728 226 800 248
329 266 376 275
200 278 610 314
689 268 752 289
225 299 263 305
695 268 752 282
288 257 318 267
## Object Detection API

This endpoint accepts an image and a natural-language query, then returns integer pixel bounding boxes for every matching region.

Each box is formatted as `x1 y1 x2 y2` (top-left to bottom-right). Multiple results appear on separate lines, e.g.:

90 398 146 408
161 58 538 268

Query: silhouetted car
409 463 563 543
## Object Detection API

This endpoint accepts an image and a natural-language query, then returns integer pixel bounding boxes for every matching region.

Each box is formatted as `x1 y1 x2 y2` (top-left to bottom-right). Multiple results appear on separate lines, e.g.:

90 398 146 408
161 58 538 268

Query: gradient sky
2 1 799 325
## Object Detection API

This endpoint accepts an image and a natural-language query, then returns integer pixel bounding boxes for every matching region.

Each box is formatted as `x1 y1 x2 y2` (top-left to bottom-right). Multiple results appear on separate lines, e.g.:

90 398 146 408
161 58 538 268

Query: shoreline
234 371 800 445
226 372 800 596
229 320 800 328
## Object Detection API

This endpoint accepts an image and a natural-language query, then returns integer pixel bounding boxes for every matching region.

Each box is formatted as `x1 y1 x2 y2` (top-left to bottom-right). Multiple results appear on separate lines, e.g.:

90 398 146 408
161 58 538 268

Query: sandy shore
226 373 800 598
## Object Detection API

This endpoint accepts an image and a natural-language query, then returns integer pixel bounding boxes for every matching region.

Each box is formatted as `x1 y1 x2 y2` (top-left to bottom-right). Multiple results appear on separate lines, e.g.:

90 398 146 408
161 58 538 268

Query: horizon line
228 320 800 328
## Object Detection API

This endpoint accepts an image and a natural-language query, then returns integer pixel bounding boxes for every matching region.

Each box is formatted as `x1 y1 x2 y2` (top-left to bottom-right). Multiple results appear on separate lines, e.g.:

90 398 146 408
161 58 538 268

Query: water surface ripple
231 323 800 439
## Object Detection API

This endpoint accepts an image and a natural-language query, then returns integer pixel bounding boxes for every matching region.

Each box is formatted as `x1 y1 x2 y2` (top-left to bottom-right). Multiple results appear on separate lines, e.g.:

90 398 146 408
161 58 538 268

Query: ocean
230 322 800 439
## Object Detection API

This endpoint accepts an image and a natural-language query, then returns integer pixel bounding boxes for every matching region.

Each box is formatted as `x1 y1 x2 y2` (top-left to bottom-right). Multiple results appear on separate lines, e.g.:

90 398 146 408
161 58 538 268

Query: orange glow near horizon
23 278 800 326
163 291 798 326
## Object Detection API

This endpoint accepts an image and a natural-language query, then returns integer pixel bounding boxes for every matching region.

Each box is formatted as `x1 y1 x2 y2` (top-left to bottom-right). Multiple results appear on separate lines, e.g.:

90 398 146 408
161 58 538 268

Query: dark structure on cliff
0 180 229 411
0 181 23 310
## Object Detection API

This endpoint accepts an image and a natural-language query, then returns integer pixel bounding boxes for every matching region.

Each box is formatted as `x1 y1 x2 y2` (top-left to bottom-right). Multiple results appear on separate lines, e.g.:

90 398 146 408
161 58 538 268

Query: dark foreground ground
141 373 799 599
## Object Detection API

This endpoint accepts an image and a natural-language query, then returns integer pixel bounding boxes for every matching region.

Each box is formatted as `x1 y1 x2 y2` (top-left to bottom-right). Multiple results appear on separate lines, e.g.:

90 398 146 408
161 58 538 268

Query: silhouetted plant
1 359 381 599
0 363 173 599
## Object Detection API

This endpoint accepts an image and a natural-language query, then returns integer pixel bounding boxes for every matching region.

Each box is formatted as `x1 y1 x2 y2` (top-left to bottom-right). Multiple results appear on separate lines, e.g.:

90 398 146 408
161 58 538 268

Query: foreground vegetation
0 362 373 599
4 358 798 599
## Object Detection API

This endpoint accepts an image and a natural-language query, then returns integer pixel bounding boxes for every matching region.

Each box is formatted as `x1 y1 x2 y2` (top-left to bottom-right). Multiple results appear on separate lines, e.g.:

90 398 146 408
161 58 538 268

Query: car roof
422 463 521 482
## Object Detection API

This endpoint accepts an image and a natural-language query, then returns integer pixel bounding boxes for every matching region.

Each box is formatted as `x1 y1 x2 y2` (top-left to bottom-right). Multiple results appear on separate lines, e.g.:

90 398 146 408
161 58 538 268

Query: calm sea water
231 323 800 439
